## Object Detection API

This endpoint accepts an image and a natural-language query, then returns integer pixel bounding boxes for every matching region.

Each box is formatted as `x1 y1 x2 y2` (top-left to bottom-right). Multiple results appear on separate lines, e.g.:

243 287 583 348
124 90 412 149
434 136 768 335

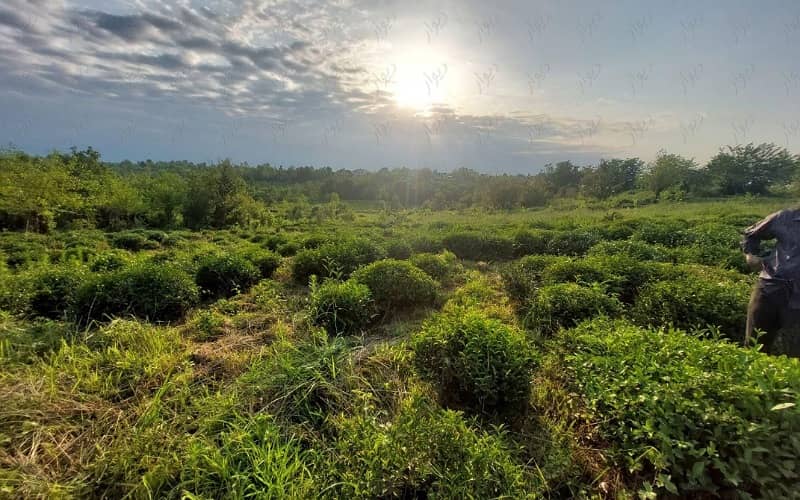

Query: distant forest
1 143 798 232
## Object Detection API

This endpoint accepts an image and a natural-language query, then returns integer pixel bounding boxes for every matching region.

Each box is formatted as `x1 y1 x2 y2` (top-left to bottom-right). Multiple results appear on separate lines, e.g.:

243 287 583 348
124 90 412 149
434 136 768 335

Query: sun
382 47 450 112
392 78 434 111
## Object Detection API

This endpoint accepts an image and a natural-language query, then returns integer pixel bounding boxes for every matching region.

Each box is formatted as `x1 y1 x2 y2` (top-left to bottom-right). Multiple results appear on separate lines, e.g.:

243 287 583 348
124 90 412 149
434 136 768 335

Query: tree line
1 142 798 232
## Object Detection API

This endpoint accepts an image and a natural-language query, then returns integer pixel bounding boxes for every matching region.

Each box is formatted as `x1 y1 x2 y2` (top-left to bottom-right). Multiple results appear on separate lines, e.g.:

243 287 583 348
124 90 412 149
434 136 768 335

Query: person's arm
741 211 781 270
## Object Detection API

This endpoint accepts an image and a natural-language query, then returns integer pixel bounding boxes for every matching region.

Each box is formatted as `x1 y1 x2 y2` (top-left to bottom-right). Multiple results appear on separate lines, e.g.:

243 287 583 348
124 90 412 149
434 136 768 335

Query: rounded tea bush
500 255 564 302
26 266 87 319
309 278 374 335
74 262 199 324
409 251 460 282
241 249 281 278
442 232 515 261
587 239 673 262
386 240 413 260
110 231 159 251
545 229 599 256
411 308 535 413
632 276 749 339
351 259 438 312
292 238 386 283
523 283 623 335
195 254 260 298
89 250 130 272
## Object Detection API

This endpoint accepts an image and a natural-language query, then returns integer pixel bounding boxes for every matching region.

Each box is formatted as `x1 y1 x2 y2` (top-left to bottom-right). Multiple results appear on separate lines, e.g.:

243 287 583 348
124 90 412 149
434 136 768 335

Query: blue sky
1 0 799 173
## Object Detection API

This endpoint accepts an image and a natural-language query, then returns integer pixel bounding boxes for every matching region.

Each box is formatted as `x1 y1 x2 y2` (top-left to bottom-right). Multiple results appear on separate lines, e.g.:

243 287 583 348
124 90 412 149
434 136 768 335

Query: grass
1 197 799 498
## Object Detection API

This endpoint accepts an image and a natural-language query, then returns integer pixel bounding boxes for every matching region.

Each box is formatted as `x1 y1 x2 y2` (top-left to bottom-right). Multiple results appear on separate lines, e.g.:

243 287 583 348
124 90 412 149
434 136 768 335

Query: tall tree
706 143 798 195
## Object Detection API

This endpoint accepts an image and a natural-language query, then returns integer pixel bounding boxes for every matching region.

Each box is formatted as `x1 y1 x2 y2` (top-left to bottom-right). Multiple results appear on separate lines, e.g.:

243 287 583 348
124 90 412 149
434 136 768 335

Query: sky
2 0 800 174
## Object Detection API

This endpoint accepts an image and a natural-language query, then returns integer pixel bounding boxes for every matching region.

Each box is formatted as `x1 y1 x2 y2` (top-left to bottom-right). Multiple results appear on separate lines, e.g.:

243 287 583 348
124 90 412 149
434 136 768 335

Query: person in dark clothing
741 208 800 353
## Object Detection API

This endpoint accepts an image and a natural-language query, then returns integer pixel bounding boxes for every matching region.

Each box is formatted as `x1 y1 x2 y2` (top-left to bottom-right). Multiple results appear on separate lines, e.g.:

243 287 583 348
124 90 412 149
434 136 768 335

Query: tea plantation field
1 198 799 498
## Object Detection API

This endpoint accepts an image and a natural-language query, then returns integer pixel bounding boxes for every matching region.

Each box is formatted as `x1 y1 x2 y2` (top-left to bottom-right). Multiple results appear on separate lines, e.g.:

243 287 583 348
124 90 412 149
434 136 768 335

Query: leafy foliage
523 283 623 335
195 254 260 299
292 238 386 283
309 279 374 335
74 262 199 323
412 308 535 414
328 392 535 497
556 318 800 497
351 259 438 313
632 275 749 339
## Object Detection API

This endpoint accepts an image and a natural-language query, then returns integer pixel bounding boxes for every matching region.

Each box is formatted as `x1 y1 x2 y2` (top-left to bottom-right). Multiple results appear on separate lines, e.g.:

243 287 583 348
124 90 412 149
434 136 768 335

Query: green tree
643 151 697 197
706 143 798 195
581 158 644 199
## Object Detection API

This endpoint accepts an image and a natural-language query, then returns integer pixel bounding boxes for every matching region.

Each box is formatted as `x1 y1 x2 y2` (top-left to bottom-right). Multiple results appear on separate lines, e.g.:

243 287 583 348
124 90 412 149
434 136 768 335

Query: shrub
386 240 413 259
329 392 534 498
540 258 610 286
241 249 281 278
556 318 800 497
588 239 673 262
442 232 515 261
512 229 554 256
277 240 300 256
631 276 749 339
351 260 438 312
26 267 87 319
631 219 689 247
409 251 460 282
545 229 599 256
591 220 637 240
195 254 260 299
292 238 386 283
501 255 564 302
89 250 130 272
523 283 623 335
409 235 444 254
74 262 199 324
110 232 159 251
538 255 659 305
412 308 534 414
309 279 374 335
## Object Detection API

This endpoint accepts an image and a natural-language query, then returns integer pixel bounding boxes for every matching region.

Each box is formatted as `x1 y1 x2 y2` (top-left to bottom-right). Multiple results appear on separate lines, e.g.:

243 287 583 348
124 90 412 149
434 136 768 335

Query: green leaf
770 402 796 411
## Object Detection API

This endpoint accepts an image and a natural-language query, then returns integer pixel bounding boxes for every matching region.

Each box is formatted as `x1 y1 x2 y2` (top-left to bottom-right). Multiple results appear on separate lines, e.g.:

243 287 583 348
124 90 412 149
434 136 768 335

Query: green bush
556 318 800 497
351 259 438 312
329 392 534 497
513 229 554 256
409 235 444 254
110 232 159 251
309 279 374 335
292 238 386 283
386 240 413 259
409 251 460 282
587 239 673 262
631 219 689 247
631 276 749 339
442 232 515 261
540 255 660 305
89 250 130 272
26 266 87 319
545 229 599 256
241 249 281 278
195 254 260 298
501 255 564 302
411 308 535 414
74 262 199 324
523 283 623 335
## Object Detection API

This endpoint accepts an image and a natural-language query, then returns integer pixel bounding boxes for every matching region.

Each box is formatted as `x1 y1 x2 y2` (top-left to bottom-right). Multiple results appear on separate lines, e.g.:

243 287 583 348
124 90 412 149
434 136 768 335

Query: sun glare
385 47 450 112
